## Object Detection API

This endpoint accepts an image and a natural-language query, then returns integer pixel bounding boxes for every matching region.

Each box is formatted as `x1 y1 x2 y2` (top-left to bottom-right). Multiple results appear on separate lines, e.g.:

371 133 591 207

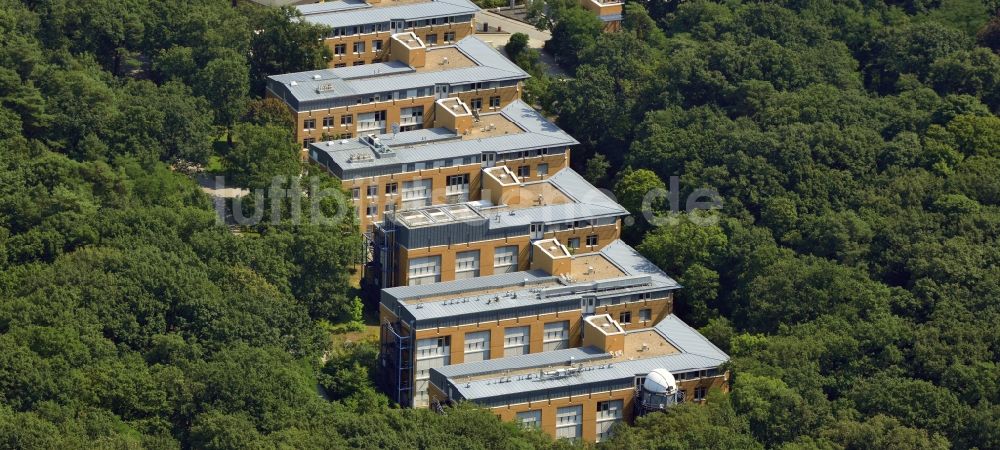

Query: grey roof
599 13 623 22
653 314 729 361
599 239 680 290
296 0 370 15
436 346 610 379
438 314 729 401
298 0 479 29
382 269 554 302
381 239 679 323
390 167 626 231
312 100 578 179
267 36 524 105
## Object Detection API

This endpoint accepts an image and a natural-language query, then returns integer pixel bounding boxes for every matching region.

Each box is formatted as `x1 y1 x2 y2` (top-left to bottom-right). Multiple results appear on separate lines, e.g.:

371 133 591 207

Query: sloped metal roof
267 36 525 103
436 346 611 379
381 240 678 322
312 100 578 178
298 0 480 29
599 240 681 289
438 314 729 401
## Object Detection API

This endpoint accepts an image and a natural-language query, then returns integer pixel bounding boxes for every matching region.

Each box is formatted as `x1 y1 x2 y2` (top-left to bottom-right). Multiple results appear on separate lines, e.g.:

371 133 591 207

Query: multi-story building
372 166 628 287
428 312 729 441
297 0 479 67
378 238 686 408
579 0 623 32
308 99 577 232
267 33 529 147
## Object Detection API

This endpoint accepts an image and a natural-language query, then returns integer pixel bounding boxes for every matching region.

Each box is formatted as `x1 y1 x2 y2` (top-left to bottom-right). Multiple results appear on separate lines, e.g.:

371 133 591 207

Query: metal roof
267 36 525 104
312 100 578 179
653 314 729 361
436 314 729 401
435 346 611 379
390 167 626 231
383 269 553 301
599 240 680 289
380 239 679 322
296 0 370 15
599 13 624 22
298 0 480 29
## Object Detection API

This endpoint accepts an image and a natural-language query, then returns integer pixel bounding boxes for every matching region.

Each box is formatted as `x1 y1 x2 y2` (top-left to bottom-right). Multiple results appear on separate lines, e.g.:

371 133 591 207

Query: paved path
475 10 550 48
474 10 569 78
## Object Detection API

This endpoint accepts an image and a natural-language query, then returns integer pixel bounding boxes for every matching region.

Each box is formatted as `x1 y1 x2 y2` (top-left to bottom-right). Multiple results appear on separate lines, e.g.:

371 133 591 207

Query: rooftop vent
316 82 335 93
312 74 322 80
289 80 298 86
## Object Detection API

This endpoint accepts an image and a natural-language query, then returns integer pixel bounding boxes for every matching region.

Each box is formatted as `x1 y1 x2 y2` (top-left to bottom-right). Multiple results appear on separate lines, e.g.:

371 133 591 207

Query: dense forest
519 0 1000 447
0 0 997 448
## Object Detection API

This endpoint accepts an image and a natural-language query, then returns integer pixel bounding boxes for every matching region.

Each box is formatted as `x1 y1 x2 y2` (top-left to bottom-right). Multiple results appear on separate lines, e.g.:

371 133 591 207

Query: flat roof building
267 35 528 147
428 313 729 441
308 99 577 232
372 167 628 287
297 0 480 67
379 238 683 408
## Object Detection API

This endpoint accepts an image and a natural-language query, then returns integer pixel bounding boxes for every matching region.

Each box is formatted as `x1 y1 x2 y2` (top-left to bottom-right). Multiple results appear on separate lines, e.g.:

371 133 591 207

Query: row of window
617 308 653 325
303 114 353 131
469 96 502 110
407 244 523 285
516 401 623 442
566 235 600 250
325 17 466 39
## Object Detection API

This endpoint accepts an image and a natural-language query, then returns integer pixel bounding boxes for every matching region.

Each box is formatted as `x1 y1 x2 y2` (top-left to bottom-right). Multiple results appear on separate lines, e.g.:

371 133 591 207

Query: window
595 400 623 442
334 63 346 68
537 163 549 176
516 410 541 429
543 321 569 351
490 95 501 108
353 41 365 54
555 406 582 440
463 330 490 362
568 237 580 250
444 31 456 42
322 116 334 128
373 39 383 52
586 235 598 246
639 308 652 322
425 33 437 45
517 165 530 178
408 255 441 286
302 137 315 147
357 110 387 132
341 114 353 126
470 98 482 110
334 44 346 55
402 179 432 209
303 119 316 130
400 106 424 128
352 61 365 66
446 174 469 196
455 250 480 280
385 182 398 195
366 203 378 217
493 245 517 274
694 386 707 401
351 187 360 199
619 311 631 325
414 336 450 408
366 185 378 197
503 326 530 356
